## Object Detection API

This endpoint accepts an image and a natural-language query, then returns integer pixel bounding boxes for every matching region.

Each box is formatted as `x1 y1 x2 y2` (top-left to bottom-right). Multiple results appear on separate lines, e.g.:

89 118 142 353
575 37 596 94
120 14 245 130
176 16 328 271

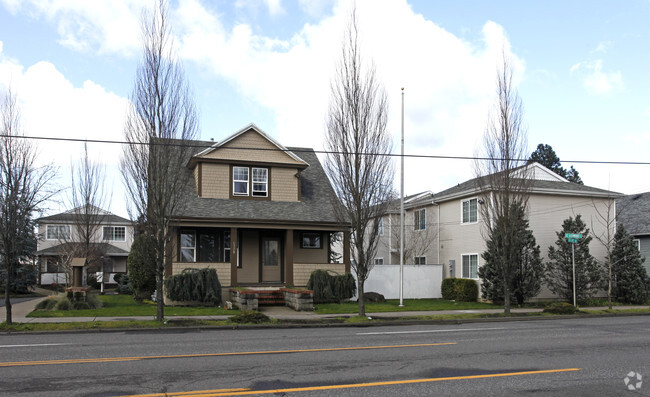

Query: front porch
230 286 315 311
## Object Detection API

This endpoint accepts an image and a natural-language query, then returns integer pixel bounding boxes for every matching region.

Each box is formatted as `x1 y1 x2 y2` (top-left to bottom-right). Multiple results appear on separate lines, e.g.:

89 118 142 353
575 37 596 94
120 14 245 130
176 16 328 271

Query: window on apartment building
103 226 126 242
301 232 322 249
462 198 478 224
46 225 71 240
377 218 383 236
462 254 478 279
180 229 231 263
233 166 268 197
414 208 426 230
374 257 384 265
414 256 426 265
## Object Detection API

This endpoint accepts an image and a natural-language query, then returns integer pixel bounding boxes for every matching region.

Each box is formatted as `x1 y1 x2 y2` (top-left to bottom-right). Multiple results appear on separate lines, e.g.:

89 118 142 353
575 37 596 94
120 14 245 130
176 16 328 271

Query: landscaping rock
364 292 386 303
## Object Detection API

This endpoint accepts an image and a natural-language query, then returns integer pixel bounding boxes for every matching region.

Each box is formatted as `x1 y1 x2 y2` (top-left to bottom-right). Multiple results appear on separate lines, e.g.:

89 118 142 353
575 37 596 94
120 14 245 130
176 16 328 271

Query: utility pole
399 88 405 307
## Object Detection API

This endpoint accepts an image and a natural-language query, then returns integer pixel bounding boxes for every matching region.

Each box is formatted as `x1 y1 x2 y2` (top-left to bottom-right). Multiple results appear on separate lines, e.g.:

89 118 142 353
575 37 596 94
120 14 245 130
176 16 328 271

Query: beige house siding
36 221 134 253
202 130 305 166
294 263 347 287
294 232 329 263
438 198 485 279
375 207 440 265
271 167 299 202
173 262 231 287
200 163 230 199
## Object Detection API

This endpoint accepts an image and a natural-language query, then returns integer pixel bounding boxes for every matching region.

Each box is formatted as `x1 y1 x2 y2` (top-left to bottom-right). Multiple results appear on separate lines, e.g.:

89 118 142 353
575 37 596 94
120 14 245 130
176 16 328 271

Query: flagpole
399 88 405 307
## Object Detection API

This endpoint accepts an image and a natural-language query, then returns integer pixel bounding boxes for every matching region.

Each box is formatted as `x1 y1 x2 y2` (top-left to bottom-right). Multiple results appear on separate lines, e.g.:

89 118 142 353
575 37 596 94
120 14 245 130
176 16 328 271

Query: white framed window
462 198 478 224
46 225 71 240
462 254 479 279
180 231 196 262
414 208 426 230
252 167 268 197
414 256 426 265
233 166 249 196
103 226 126 242
377 218 383 236
301 232 322 249
374 257 384 265
634 239 641 251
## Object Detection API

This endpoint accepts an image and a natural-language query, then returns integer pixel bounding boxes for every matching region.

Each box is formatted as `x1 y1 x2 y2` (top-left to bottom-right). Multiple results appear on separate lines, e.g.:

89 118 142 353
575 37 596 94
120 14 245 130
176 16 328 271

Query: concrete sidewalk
1 293 645 325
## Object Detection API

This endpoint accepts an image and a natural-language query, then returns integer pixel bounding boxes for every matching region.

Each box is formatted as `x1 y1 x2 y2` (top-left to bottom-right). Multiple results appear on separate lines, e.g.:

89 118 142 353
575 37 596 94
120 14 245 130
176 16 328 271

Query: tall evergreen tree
611 224 648 304
545 215 603 302
528 143 584 185
565 165 583 184
479 202 543 304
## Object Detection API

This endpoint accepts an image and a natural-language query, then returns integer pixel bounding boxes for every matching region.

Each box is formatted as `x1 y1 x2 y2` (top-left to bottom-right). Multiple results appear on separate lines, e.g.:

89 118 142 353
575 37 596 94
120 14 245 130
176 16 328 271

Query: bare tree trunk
4 267 11 324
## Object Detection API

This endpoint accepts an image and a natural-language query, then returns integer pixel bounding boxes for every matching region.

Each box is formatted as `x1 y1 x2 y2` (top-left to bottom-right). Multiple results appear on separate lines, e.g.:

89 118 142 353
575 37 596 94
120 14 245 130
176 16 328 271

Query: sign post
564 233 583 307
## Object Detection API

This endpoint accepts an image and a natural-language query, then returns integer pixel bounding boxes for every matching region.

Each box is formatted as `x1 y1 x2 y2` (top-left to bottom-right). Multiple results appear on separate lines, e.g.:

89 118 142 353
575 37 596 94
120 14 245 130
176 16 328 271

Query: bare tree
0 88 56 324
121 0 198 322
474 52 531 314
590 196 621 309
384 211 437 264
325 9 394 316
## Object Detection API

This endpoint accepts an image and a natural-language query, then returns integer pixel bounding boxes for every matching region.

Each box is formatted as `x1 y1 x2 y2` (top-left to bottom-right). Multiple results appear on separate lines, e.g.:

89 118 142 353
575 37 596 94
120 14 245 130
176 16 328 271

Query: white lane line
357 327 505 335
0 343 71 348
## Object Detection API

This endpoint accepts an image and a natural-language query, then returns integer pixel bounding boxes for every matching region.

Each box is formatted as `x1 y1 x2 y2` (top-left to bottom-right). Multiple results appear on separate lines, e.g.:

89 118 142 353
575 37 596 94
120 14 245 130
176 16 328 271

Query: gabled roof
37 206 130 224
617 192 650 236
385 191 435 213
432 163 619 202
35 242 130 257
193 123 309 168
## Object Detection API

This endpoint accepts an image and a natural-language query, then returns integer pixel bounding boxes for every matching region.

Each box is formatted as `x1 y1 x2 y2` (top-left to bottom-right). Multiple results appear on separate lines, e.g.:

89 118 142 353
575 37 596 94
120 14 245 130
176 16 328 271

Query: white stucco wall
354 264 443 299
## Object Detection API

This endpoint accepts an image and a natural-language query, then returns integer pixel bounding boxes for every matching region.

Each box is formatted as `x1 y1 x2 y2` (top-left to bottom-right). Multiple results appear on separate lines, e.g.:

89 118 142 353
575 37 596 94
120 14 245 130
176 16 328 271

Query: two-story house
373 163 620 300
167 124 350 303
35 205 134 285
617 192 650 277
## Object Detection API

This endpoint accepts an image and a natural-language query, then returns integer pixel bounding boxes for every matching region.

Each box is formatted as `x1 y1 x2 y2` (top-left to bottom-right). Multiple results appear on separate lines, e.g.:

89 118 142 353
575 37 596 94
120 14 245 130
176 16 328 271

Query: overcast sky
1 0 649 218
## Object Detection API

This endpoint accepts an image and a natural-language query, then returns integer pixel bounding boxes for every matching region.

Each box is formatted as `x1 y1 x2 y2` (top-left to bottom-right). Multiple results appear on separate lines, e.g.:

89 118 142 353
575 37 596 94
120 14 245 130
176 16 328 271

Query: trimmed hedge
440 278 478 302
164 268 222 306
543 302 578 314
307 269 356 304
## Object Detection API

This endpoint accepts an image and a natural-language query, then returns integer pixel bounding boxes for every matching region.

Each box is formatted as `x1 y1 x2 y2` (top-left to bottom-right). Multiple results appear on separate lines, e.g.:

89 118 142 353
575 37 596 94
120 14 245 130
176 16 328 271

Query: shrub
117 274 132 295
0 265 38 294
73 301 90 310
543 302 578 314
35 298 58 310
164 268 222 306
87 294 102 309
128 233 157 300
229 310 270 324
307 270 356 304
440 278 478 302
54 297 72 311
113 273 123 285
87 275 100 289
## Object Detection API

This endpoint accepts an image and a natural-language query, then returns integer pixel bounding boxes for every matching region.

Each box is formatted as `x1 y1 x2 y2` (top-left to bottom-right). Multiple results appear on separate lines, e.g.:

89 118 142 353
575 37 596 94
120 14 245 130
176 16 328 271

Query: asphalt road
0 316 648 396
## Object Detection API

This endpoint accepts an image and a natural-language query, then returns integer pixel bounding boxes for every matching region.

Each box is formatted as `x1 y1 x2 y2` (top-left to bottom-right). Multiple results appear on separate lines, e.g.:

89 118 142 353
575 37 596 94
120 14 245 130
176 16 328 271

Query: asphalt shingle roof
173 146 344 226
35 242 130 256
617 192 650 236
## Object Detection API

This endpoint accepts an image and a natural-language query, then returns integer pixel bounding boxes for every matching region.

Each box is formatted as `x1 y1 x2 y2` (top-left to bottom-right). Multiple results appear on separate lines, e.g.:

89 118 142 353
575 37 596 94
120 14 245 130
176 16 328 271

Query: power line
2 133 650 166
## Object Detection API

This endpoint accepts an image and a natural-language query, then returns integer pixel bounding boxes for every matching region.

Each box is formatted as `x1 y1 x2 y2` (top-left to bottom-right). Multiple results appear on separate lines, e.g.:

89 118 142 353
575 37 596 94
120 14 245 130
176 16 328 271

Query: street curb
1 310 648 335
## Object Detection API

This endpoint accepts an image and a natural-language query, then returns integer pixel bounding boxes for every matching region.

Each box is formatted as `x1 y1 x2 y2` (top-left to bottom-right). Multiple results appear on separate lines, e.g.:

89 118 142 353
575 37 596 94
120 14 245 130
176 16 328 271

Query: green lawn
27 294 238 317
314 299 501 314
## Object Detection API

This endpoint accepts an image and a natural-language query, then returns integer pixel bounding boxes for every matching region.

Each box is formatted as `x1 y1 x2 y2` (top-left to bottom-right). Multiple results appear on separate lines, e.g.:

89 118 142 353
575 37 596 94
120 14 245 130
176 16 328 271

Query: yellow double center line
0 342 455 367
124 368 582 397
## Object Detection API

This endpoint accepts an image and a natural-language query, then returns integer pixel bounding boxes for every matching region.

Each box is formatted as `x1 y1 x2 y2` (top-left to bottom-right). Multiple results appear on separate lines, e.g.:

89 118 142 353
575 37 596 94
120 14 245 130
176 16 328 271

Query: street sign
565 233 583 239
567 238 578 243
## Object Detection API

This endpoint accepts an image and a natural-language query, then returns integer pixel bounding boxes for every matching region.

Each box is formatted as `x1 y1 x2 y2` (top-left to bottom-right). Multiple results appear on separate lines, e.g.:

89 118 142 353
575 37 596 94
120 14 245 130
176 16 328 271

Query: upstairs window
414 208 426 230
233 167 249 196
252 168 268 197
377 218 383 236
103 226 126 242
414 256 426 265
46 225 71 240
462 198 478 224
374 257 384 265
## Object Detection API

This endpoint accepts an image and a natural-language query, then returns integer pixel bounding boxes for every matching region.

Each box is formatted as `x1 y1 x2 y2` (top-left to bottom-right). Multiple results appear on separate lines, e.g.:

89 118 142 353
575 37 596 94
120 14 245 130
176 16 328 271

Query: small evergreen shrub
440 278 478 302
307 269 356 303
87 294 102 309
35 298 58 310
117 274 132 295
164 268 222 305
54 297 72 311
73 301 90 310
87 275 100 289
113 273 123 285
441 279 457 300
229 310 271 324
543 302 578 314
128 233 158 300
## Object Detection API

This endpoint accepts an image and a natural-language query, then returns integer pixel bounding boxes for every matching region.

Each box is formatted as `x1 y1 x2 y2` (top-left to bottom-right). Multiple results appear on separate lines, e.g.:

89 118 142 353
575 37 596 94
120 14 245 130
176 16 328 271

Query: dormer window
232 166 268 198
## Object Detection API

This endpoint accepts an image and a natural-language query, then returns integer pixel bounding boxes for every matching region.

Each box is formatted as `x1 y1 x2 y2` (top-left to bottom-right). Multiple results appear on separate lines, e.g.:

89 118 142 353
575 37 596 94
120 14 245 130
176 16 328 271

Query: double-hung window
252 168 268 197
46 225 71 240
374 258 384 265
103 226 126 241
462 198 478 224
414 256 426 265
414 208 426 230
462 254 478 279
233 167 249 196
180 231 196 262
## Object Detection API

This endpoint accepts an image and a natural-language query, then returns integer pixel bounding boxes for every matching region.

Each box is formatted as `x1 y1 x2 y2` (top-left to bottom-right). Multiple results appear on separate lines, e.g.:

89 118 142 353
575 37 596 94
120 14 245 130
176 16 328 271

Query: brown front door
261 235 282 282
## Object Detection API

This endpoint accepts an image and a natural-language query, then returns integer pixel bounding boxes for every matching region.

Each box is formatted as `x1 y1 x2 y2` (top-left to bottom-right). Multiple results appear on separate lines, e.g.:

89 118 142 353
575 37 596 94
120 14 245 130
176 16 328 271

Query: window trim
231 165 271 200
300 232 322 249
180 230 196 262
252 167 268 197
102 226 126 242
46 225 71 240
414 208 426 231
414 256 426 265
377 218 383 236
461 253 479 279
634 238 641 251
374 257 384 265
233 166 250 196
461 197 479 225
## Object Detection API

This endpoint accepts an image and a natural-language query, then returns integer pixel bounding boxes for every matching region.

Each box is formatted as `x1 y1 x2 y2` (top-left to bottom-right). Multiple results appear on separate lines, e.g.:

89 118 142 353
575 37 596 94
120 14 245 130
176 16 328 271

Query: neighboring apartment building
374 163 620 299
617 192 650 276
35 206 134 285
167 124 350 302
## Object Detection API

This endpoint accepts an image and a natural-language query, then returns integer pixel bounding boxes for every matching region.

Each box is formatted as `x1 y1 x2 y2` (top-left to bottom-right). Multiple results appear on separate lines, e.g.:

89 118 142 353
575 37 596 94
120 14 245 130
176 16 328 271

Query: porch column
343 230 351 273
285 229 294 285
230 227 238 286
